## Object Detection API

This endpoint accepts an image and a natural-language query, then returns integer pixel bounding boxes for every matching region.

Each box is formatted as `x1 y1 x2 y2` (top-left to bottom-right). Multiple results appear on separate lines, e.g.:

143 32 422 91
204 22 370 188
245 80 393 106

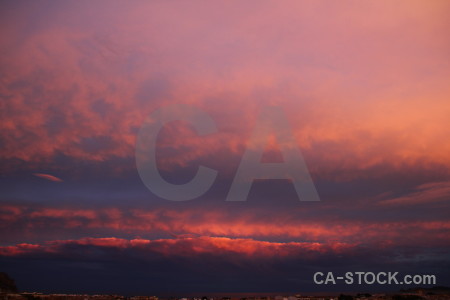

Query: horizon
7 284 450 298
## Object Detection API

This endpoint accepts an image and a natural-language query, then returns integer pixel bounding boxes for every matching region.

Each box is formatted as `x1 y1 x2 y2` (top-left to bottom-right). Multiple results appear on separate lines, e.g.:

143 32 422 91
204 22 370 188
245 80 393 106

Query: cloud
33 173 63 182
1 1 450 294
0 237 353 258
1 236 448 294
378 181 450 206
1 203 449 248
0 1 449 183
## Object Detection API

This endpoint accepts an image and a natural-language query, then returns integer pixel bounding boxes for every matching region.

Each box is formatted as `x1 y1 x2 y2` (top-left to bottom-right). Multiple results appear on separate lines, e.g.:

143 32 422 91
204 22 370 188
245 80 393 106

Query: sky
1 0 450 296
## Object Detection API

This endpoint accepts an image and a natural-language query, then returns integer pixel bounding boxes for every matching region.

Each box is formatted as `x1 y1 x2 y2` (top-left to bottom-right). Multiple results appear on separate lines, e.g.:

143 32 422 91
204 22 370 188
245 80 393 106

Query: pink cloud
379 181 450 206
0 236 354 258
0 1 449 181
33 173 63 182
1 204 449 248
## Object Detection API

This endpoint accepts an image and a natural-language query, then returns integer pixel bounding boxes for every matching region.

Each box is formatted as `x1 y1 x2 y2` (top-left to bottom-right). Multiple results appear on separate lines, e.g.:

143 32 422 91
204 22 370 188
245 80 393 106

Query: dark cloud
1 237 448 295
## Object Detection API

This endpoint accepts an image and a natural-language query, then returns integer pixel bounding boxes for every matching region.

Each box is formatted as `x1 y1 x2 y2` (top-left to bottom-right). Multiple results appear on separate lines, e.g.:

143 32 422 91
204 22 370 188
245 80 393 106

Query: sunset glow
1 0 449 295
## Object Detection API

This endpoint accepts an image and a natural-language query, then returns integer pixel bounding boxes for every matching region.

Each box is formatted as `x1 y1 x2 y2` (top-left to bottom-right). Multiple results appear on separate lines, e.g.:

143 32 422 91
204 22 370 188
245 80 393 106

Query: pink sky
0 0 449 294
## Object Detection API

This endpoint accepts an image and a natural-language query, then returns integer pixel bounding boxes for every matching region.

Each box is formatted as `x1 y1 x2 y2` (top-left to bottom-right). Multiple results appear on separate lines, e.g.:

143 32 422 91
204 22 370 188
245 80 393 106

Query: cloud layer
1 0 449 295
